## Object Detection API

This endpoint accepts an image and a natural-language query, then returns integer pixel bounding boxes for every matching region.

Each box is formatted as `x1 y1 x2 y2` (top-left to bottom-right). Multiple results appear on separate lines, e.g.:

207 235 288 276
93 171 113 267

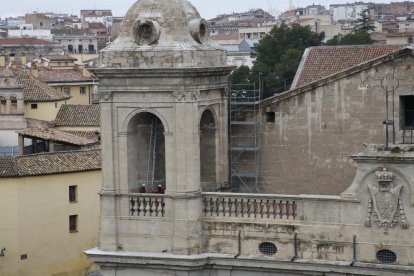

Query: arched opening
127 112 166 194
200 109 217 191
68 44 73 53
0 96 6 113
10 96 17 113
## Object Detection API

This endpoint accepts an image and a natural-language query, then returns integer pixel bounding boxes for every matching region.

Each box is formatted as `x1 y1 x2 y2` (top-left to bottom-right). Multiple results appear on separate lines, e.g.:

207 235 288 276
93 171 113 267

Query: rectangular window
31 103 38 109
69 215 78 232
69 185 77 202
266 112 275 123
63 87 70 95
400 96 414 130
80 87 86 95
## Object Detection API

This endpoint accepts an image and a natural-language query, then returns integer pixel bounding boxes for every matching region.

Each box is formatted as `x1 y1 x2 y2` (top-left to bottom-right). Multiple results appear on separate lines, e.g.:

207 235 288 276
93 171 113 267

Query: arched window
200 109 217 191
68 44 74 53
127 112 166 193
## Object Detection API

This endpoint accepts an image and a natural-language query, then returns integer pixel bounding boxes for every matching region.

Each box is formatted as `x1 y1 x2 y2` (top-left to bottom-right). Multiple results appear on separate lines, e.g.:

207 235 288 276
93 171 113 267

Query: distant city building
52 28 98 54
208 9 275 35
24 13 56 30
0 37 64 56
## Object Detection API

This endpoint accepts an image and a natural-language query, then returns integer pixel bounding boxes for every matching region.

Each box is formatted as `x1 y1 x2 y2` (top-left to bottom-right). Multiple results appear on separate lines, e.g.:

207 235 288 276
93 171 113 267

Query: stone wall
259 55 414 195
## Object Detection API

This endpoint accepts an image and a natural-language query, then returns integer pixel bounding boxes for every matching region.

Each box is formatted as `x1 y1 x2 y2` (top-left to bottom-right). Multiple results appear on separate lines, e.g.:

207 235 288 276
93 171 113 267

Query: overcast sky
1 0 394 19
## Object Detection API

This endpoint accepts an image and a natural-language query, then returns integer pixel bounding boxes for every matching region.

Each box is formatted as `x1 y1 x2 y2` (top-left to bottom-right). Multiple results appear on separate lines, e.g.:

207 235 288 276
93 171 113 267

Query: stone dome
99 0 227 68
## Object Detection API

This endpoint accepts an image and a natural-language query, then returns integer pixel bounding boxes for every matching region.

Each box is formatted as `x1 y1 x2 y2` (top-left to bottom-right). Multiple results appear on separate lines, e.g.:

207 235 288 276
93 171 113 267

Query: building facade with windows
0 150 101 276
86 1 414 275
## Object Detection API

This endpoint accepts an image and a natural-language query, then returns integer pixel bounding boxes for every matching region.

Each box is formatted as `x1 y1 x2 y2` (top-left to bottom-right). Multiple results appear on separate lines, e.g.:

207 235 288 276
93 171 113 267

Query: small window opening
31 103 38 109
80 87 86 95
69 185 77 202
376 249 397 263
259 242 277 255
400 96 414 130
63 87 70 95
266 112 275 123
69 215 78 232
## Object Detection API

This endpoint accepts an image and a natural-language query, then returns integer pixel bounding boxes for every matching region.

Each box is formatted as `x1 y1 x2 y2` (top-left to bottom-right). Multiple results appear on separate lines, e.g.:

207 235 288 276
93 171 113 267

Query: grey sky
1 0 394 19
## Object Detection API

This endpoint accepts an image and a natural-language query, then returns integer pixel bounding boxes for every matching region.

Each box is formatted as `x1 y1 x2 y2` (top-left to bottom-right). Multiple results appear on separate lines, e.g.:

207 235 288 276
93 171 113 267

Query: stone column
5 98 11 114
18 135 24 156
32 139 37 154
49 141 55 153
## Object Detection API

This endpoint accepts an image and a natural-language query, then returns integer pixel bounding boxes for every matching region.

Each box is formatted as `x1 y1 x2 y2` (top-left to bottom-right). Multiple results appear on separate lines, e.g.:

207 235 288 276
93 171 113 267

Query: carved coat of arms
365 168 409 234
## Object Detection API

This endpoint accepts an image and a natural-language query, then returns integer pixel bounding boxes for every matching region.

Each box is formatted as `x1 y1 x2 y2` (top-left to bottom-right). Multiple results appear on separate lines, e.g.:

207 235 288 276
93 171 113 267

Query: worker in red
138 184 146 193
155 184 165 194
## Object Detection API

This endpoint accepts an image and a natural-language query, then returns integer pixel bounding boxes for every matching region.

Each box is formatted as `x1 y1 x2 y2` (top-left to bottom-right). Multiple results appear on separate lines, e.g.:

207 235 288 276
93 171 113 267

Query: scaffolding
229 76 262 193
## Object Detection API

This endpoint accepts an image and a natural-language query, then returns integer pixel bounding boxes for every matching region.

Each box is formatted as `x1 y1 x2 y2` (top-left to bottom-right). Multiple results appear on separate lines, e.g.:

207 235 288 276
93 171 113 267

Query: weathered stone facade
260 49 414 195
86 1 414 275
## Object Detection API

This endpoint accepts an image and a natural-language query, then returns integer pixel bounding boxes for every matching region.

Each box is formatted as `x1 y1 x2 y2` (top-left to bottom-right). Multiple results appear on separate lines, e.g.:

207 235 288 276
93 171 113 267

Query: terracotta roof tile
15 71 71 102
52 28 94 36
54 104 100 126
0 157 17 177
38 68 97 83
292 45 405 89
17 127 97 146
0 150 101 177
42 55 78 62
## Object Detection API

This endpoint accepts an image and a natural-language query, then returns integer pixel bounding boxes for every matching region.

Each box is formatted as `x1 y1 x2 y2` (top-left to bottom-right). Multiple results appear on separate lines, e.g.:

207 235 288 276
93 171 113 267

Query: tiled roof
88 23 107 30
38 68 97 83
17 127 97 146
52 28 94 36
15 71 71 102
291 45 405 89
42 55 77 62
62 130 100 139
54 104 100 126
211 33 240 41
0 38 58 46
0 157 17 177
0 150 101 177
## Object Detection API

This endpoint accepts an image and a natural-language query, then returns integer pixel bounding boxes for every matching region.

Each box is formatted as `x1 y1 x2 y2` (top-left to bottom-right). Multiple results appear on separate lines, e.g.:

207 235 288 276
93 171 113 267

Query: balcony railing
202 193 297 219
129 194 166 217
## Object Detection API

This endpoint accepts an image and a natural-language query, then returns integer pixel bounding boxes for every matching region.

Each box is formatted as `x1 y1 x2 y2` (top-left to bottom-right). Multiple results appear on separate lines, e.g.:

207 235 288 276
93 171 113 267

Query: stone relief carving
100 91 113 101
365 168 409 234
173 91 186 101
192 90 200 101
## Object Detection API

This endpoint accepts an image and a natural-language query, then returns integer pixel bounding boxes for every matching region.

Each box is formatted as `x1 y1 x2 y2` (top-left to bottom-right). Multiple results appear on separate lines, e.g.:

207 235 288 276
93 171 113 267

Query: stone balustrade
129 194 166 217
202 193 298 219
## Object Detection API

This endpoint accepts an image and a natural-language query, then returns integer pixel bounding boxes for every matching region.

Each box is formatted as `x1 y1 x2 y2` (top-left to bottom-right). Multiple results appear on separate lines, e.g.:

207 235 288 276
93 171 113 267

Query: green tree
354 9 376 33
251 23 325 94
229 65 251 85
325 32 374 46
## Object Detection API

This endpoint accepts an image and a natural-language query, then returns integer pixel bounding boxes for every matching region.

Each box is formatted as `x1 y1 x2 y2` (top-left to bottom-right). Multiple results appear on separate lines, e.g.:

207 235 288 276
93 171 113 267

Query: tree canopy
354 9 376 33
249 23 324 95
325 32 374 46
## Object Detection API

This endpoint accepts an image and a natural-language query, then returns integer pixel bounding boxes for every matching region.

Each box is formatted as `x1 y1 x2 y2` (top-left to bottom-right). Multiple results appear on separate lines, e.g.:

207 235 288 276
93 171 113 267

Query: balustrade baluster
262 200 268 218
224 198 230 217
281 201 287 219
268 200 275 219
161 198 165 217
138 198 144 216
209 198 214 216
130 198 136 216
292 201 297 219
203 197 208 216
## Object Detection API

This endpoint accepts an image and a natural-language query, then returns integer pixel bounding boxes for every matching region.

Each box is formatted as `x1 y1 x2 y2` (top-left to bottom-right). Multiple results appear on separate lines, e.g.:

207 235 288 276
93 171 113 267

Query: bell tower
88 0 233 267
